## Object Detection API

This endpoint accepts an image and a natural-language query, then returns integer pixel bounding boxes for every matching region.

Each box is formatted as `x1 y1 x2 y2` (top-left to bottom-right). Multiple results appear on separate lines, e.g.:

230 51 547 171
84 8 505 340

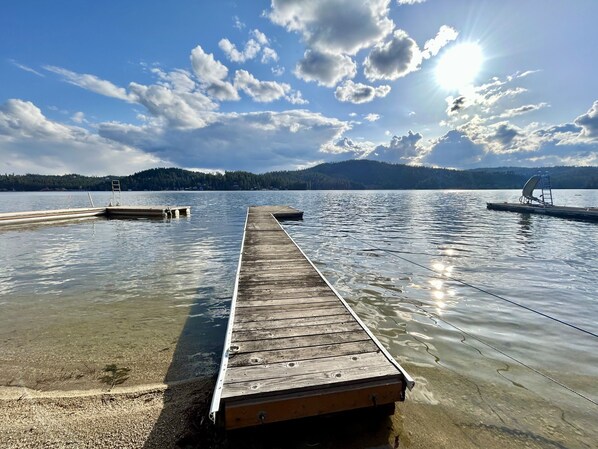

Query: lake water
1 190 597 447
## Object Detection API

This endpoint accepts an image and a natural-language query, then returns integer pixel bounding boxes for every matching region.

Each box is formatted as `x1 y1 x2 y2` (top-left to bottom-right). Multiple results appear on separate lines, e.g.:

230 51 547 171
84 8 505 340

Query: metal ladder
539 173 553 206
110 179 121 206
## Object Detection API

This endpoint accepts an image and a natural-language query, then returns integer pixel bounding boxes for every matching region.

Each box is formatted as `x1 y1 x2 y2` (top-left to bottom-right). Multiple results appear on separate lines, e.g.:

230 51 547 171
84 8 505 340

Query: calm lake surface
1 190 597 447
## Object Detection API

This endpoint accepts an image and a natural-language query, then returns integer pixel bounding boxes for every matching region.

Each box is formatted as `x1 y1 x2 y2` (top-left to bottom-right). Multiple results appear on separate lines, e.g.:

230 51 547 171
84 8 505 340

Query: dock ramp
210 206 414 429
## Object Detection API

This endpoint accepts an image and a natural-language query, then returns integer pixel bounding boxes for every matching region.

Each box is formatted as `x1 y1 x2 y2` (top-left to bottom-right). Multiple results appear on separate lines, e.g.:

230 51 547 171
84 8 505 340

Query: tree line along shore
3 160 598 191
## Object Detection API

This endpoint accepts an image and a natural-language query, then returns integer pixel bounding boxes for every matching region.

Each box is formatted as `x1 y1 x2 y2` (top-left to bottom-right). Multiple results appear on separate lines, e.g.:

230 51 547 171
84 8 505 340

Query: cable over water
284 222 598 408
288 222 598 340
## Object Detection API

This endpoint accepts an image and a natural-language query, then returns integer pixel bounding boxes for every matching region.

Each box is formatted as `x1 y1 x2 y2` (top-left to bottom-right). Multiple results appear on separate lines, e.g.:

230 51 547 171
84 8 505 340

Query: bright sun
435 42 484 91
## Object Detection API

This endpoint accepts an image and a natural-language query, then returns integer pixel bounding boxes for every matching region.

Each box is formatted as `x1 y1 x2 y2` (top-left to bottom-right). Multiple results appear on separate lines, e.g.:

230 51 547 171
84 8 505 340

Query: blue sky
1 0 597 175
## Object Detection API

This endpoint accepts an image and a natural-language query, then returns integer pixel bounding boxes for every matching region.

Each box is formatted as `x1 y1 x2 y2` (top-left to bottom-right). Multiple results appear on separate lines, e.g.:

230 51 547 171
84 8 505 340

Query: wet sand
1 362 595 449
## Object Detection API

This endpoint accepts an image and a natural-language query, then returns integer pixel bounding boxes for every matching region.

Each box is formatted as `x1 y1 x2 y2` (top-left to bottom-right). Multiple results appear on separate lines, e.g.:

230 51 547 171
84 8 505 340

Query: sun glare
435 42 484 91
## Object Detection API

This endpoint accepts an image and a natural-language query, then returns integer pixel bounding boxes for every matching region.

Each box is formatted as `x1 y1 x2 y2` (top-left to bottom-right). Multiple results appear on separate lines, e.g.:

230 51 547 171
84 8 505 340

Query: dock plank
228 341 380 368
233 330 371 354
232 321 363 341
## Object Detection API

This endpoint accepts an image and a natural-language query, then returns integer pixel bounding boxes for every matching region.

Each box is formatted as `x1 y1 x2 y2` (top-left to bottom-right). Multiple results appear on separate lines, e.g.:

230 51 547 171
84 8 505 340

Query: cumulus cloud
128 82 217 128
151 68 196 92
0 99 162 175
271 66 285 76
490 123 521 146
262 47 279 63
424 130 487 168
421 25 458 59
251 29 269 45
44 65 132 101
369 130 424 164
99 110 350 172
363 30 422 81
322 136 372 157
575 100 598 138
268 0 394 55
189 45 239 101
335 80 391 104
286 90 309 105
428 99 598 168
219 38 261 63
190 45 229 84
234 70 291 103
295 50 356 87
396 0 426 4
364 113 381 122
71 111 86 124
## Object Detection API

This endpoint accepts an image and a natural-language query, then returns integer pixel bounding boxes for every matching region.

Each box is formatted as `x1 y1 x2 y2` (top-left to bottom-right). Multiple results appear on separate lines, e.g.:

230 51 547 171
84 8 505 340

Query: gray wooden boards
210 205 412 429
0 206 190 226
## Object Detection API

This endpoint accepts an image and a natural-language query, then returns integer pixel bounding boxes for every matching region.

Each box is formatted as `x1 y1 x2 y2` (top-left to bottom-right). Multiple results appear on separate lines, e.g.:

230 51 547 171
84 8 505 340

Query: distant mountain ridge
2 160 598 191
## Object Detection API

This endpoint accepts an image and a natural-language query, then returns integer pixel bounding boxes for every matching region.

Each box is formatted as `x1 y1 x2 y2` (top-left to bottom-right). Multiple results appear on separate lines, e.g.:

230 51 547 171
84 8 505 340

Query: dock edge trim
209 209 250 423
275 215 415 391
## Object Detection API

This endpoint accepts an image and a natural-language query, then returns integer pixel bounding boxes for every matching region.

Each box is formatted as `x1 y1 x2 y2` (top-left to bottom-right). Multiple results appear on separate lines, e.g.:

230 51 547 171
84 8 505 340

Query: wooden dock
487 202 598 222
210 206 414 429
0 205 190 226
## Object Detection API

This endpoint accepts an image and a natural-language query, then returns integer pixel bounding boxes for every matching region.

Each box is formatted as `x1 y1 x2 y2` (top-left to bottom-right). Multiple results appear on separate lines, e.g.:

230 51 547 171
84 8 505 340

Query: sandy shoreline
2 363 595 449
0 378 212 449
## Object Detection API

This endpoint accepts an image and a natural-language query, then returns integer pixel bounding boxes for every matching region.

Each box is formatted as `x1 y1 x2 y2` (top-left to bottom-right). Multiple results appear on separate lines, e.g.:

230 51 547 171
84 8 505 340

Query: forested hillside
2 160 598 191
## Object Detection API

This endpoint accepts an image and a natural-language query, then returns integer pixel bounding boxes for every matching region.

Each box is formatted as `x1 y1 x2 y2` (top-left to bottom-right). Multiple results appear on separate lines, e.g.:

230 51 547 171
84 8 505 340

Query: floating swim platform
210 205 413 429
487 202 598 222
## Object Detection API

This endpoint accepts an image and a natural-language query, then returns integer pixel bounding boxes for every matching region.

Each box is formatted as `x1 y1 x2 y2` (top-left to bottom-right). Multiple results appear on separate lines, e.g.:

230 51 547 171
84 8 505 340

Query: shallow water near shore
1 190 597 447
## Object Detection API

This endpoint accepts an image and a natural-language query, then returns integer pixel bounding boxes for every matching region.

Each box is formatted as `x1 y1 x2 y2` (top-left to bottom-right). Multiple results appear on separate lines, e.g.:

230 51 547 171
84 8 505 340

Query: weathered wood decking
210 206 414 429
0 206 190 226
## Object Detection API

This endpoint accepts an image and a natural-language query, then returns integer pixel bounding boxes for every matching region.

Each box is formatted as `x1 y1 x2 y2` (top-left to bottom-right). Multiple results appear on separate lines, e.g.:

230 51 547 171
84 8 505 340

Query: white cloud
575 100 598 138
262 47 279 63
9 59 44 77
233 15 245 30
421 25 458 59
499 103 549 118
234 70 291 103
189 45 239 101
71 111 86 124
0 99 162 175
44 65 132 101
286 90 309 105
425 99 598 168
295 50 356 87
271 65 285 76
128 82 217 128
151 68 196 92
364 113 381 122
335 80 391 104
424 129 486 168
190 45 229 84
268 0 394 55
363 30 422 81
397 0 426 4
251 29 269 45
99 109 351 172
444 73 531 119
321 136 373 158
219 38 261 63
369 130 424 164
